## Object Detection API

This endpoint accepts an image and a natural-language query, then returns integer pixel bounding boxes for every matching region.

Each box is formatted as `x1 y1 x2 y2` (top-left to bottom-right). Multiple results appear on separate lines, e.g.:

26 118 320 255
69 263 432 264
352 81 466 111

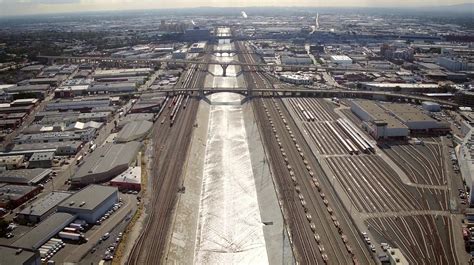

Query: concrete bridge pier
221 64 229 77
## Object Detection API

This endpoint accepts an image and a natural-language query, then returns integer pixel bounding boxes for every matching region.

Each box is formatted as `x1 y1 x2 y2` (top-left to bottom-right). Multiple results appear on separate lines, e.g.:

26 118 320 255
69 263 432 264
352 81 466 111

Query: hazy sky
0 0 472 17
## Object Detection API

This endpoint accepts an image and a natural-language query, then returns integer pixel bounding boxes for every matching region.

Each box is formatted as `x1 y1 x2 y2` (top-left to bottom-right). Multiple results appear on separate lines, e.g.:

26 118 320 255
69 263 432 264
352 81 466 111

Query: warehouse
54 85 89 98
330 55 353 65
189 42 207 53
45 99 110 111
0 168 52 185
350 100 409 139
381 103 450 133
14 128 95 144
115 120 153 143
119 113 155 126
280 55 313 65
422 101 441 112
12 212 76 250
130 95 165 113
360 82 439 93
110 166 141 191
0 245 41 265
10 141 82 156
77 112 111 123
3 85 50 100
88 82 136 94
0 155 25 169
0 105 34 114
34 111 81 125
28 152 55 168
57 185 118 223
93 68 152 79
71 141 142 186
279 74 313 85
0 184 41 209
17 191 71 224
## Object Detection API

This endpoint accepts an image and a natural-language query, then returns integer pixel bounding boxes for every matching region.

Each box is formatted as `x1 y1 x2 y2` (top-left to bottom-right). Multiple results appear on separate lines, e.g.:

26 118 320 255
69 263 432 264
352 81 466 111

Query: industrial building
131 95 165 113
0 168 52 185
330 55 352 65
279 74 313 85
88 82 136 94
2 84 50 100
456 91 474 108
350 100 409 139
93 68 152 79
172 49 187 59
380 103 450 133
280 55 313 65
71 141 142 186
17 191 71 224
183 27 211 41
12 212 76 250
0 244 41 265
110 166 141 191
57 185 118 223
0 155 25 169
422 101 441 112
45 98 110 111
28 152 55 168
116 120 153 143
14 128 95 144
54 85 89 98
360 82 439 93
437 56 469 72
189 42 207 53
10 141 82 156
119 113 155 126
77 112 111 123
0 184 41 209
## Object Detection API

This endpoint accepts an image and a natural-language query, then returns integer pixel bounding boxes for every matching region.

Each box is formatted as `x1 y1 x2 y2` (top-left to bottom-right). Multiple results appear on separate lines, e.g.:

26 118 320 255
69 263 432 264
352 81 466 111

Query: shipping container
58 231 83 241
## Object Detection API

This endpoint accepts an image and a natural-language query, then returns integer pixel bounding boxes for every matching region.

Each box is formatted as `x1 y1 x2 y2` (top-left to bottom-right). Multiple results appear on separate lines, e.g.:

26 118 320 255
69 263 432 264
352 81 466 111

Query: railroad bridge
146 87 458 108
38 55 400 77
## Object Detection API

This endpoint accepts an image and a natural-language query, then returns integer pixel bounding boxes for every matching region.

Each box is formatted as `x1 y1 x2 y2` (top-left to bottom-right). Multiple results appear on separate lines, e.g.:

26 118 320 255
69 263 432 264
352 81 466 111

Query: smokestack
316 13 320 29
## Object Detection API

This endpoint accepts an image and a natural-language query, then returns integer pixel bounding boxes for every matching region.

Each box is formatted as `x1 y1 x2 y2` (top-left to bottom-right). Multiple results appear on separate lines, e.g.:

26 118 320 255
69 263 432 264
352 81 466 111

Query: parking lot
52 193 137 263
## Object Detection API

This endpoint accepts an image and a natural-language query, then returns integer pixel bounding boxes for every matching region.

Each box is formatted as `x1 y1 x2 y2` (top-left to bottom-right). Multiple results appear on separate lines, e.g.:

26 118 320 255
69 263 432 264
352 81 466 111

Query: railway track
126 51 208 264
237 41 373 265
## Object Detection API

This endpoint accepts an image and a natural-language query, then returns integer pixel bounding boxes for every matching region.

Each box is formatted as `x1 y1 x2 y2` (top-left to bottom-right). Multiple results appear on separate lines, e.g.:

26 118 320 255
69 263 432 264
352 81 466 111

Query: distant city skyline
0 0 473 17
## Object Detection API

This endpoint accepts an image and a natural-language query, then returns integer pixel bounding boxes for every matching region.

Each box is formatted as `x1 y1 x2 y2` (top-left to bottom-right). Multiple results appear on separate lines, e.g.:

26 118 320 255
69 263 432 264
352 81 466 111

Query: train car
303 111 311 122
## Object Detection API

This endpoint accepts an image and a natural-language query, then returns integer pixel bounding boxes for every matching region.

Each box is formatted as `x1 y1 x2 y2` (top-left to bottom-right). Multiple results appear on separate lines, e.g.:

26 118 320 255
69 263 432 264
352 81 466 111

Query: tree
0 219 9 237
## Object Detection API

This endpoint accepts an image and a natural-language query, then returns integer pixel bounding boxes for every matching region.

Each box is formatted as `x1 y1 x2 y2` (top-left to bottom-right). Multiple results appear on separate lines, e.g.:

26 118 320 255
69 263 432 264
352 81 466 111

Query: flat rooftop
111 166 141 185
382 103 436 123
12 212 76 250
352 100 408 129
58 184 117 211
72 141 141 184
0 244 39 264
0 184 38 201
18 191 71 217
116 120 153 143
0 168 52 185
